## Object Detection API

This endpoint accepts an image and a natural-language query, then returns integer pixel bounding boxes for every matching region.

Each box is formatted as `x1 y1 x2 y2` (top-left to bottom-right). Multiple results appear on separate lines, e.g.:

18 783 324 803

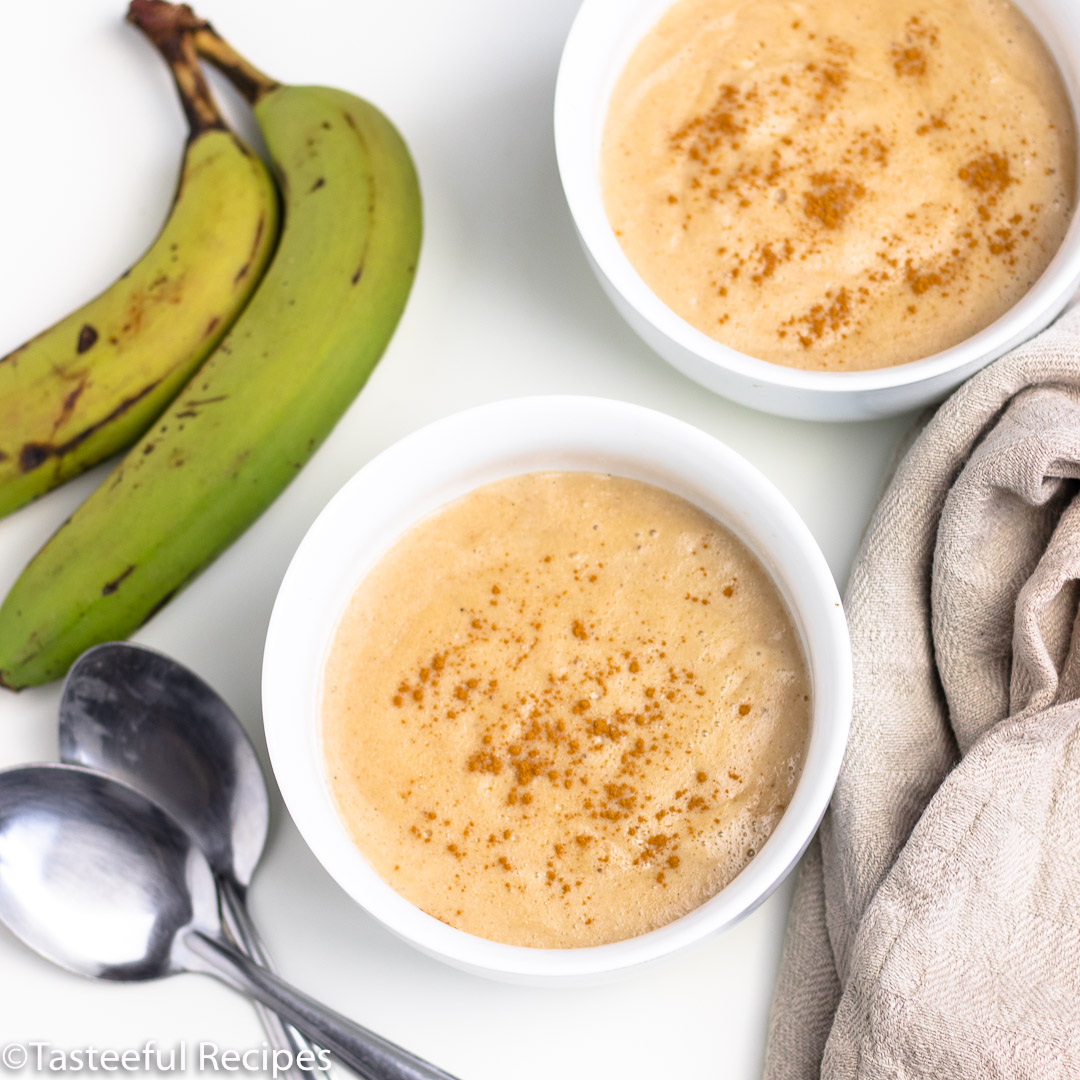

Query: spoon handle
219 879 331 1080
188 930 461 1080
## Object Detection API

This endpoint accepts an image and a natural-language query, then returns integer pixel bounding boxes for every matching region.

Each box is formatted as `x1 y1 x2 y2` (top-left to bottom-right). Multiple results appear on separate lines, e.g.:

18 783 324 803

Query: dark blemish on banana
0 343 28 368
61 379 87 418
18 444 51 472
204 316 220 338
143 588 178 623
309 177 325 193
16 380 163 472
0 450 8 463
351 266 364 285
234 214 266 284
101 565 136 596
77 325 98 354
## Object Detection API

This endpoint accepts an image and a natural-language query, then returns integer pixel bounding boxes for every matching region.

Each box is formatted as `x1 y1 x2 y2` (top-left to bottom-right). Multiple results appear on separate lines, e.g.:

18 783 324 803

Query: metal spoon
0 765 460 1080
57 642 321 1080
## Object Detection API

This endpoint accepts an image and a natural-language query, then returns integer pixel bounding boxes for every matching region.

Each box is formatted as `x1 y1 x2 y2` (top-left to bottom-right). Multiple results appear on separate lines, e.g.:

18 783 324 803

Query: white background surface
0 2 917 1077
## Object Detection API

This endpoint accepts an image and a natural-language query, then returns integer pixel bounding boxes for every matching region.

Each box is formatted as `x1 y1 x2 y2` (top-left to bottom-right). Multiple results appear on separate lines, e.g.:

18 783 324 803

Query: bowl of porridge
262 397 852 982
555 0 1080 419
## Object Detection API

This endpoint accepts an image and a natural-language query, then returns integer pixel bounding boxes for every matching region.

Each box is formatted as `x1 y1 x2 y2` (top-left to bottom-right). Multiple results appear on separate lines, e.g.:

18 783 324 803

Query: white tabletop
0 2 913 1076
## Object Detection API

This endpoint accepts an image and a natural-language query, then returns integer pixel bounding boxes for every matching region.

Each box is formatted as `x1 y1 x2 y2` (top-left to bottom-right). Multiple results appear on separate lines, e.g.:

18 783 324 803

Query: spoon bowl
0 764 215 981
58 642 268 886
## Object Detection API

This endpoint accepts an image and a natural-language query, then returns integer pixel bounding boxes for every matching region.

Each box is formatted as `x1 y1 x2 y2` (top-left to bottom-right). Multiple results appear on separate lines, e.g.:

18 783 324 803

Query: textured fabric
763 299 1080 1080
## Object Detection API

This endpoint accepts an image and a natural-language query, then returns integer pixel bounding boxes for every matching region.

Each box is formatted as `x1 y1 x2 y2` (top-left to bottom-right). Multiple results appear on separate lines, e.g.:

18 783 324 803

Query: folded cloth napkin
763 298 1080 1080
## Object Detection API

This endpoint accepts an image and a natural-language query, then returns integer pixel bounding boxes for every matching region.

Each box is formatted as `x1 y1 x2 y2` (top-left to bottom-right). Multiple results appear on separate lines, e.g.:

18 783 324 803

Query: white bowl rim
262 396 853 979
553 0 1080 396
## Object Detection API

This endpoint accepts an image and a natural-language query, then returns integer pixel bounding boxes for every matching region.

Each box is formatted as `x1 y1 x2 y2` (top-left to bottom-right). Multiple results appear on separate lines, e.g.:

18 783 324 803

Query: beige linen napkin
763 298 1080 1080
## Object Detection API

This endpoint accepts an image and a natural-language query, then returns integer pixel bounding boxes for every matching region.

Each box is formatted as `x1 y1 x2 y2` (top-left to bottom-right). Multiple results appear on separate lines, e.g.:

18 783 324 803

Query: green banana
0 3 422 689
0 29 278 519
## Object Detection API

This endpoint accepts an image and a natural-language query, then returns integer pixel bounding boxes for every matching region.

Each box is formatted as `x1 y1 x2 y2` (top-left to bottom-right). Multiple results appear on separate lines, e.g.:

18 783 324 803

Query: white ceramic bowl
263 397 852 983
554 0 1080 422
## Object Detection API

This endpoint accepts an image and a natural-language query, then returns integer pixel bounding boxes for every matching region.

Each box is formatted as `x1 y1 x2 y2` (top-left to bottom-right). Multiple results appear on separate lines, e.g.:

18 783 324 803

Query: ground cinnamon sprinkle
803 173 866 230
959 152 1013 194
383 509 777 909
891 15 939 76
782 288 854 349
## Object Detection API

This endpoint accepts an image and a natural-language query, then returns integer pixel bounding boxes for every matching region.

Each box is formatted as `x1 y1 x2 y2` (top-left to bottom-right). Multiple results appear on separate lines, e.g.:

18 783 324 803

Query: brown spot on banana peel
0 344 26 369
76 325 99 353
233 213 267 285
309 177 325 193
16 379 162 473
142 587 179 623
101 565 136 596
204 315 220 338
64 383 85 413
171 394 225 420
348 199 377 287
50 376 91 438
17 445 50 472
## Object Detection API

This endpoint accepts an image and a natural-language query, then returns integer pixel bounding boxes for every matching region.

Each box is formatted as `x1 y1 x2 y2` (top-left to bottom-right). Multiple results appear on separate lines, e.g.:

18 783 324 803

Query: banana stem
127 1 279 107
191 27 280 106
126 2 226 137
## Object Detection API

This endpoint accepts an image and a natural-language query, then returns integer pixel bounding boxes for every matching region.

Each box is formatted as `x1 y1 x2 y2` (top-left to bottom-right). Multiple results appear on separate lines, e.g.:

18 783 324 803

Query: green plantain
0 29 278 519
0 2 422 689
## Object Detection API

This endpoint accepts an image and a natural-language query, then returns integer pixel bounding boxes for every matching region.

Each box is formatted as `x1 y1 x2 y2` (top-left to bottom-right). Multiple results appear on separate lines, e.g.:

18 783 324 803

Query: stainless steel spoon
57 642 321 1080
0 765 460 1080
